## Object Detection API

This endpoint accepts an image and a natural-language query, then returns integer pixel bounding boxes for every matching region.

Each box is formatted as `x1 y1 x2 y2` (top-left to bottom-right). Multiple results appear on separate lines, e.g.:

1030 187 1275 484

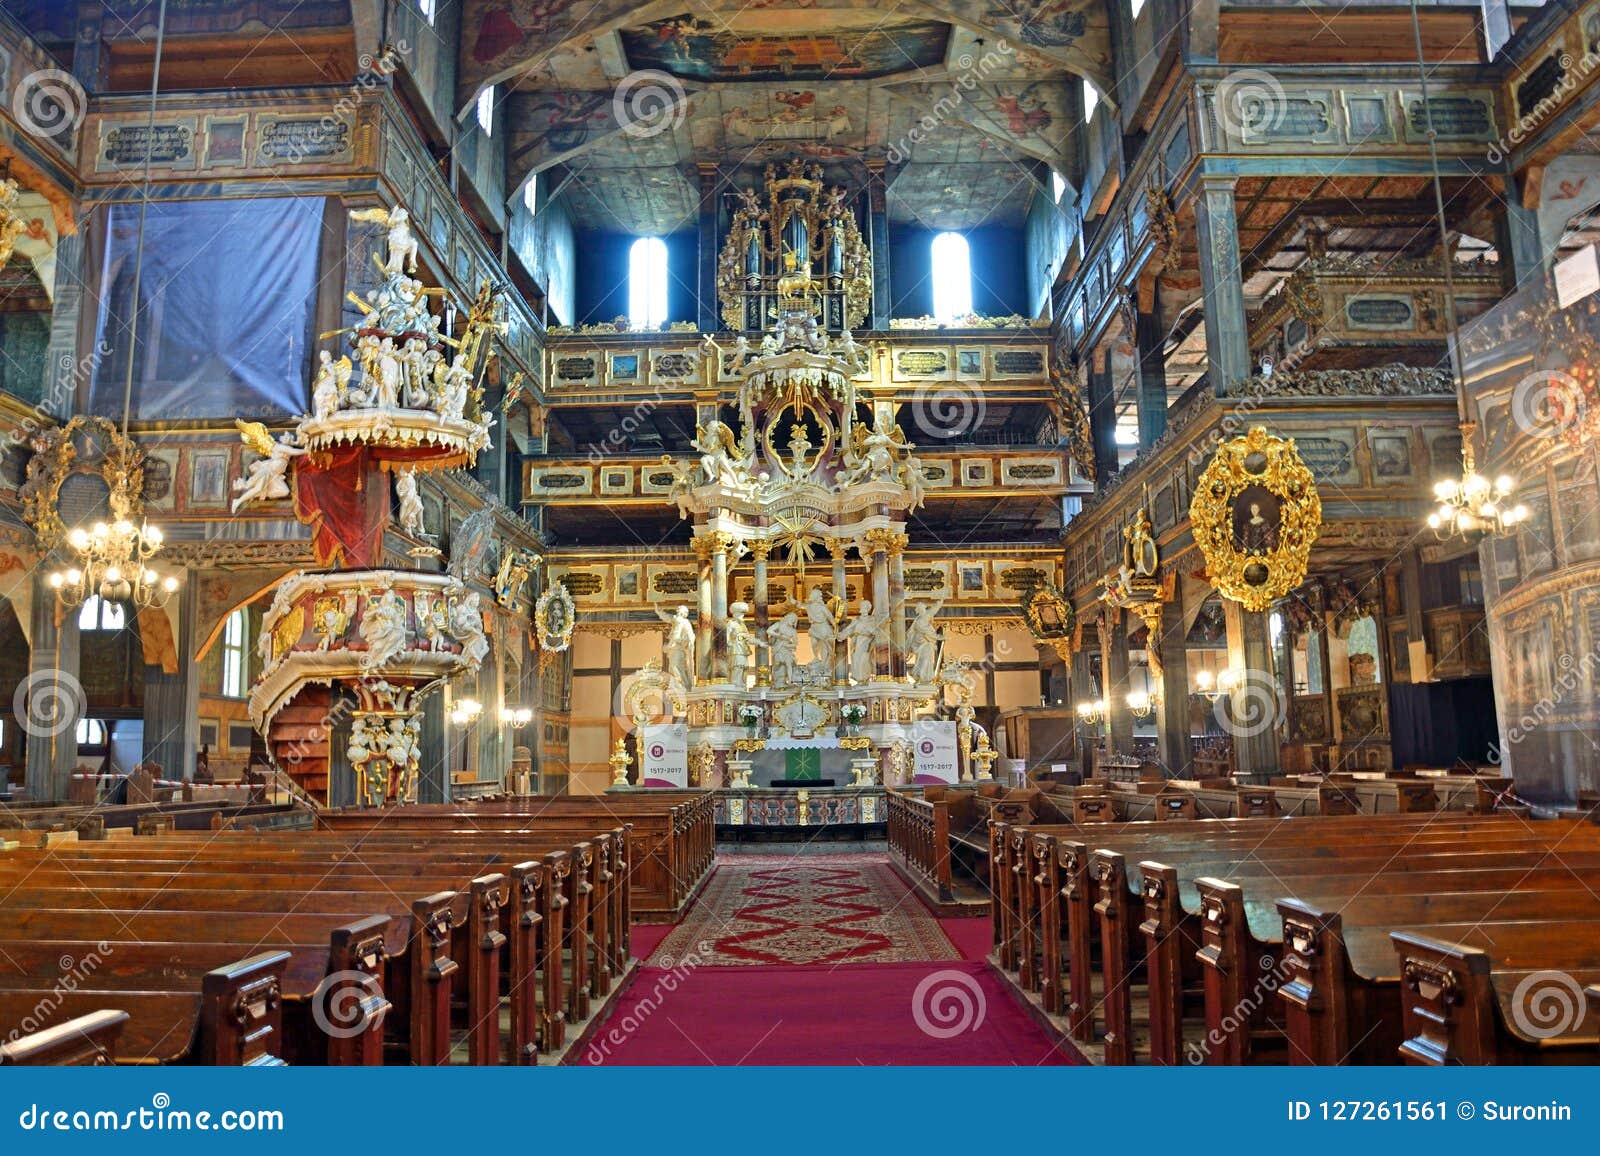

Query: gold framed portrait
1189 426 1322 613
534 581 577 653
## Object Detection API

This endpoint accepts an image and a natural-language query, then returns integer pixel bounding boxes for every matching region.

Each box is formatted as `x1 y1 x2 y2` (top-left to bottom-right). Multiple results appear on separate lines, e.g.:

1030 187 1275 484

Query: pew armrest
0 1009 127 1066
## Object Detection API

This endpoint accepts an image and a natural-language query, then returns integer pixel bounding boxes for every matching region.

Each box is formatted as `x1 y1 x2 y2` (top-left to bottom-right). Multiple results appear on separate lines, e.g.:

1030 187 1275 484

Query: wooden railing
886 789 952 902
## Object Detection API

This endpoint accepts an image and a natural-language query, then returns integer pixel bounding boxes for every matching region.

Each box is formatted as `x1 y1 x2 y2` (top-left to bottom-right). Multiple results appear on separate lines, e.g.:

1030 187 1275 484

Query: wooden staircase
264 684 334 804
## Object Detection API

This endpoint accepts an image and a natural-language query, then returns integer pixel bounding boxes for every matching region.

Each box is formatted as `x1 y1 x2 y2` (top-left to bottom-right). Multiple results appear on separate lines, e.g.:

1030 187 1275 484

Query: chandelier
43 0 178 616
48 516 177 609
1427 423 1526 542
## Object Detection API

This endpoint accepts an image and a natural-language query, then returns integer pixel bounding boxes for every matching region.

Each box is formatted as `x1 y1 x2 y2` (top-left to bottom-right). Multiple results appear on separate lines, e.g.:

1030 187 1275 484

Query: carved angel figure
232 422 307 513
694 420 744 485
350 204 419 276
654 604 697 691
448 591 489 670
395 467 425 537
907 600 945 684
842 412 909 487
765 611 801 687
438 359 472 423
359 588 410 671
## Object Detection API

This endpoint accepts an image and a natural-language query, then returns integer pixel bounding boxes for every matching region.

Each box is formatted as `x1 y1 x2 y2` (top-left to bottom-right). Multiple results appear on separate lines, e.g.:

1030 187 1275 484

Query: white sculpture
694 420 744 485
725 601 754 688
448 591 489 670
348 717 383 804
439 358 471 422
231 432 307 513
384 716 420 803
766 611 801 687
350 205 419 276
358 588 410 670
805 588 837 676
840 412 903 486
907 599 945 683
654 604 697 690
311 351 351 419
396 467 425 536
841 599 883 684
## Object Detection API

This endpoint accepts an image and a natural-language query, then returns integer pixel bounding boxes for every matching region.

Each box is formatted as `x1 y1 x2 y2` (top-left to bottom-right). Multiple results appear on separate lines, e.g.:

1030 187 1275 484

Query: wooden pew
0 833 593 1062
0 951 294 1065
1002 814 1600 1063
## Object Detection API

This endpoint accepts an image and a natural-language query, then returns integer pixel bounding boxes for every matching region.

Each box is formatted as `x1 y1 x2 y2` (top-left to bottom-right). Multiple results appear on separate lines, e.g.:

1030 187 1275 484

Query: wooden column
865 530 892 679
25 582 81 802
1154 596 1191 777
1072 631 1097 773
866 161 890 331
1194 174 1251 394
1135 289 1168 448
697 163 721 332
1223 601 1279 775
1100 609 1134 756
141 569 200 779
1087 348 1120 484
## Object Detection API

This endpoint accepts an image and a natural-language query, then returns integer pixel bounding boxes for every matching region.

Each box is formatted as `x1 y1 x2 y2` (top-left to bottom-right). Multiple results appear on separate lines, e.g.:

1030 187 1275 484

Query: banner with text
639 722 688 787
911 720 959 784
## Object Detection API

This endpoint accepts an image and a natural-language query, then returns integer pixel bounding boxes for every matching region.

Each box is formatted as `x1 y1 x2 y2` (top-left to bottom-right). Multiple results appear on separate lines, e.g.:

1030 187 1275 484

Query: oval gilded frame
1189 426 1322 613
534 581 577 653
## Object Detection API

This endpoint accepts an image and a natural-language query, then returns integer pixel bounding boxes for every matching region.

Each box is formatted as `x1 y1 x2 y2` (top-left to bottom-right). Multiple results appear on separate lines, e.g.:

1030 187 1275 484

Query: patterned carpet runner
646 855 957 966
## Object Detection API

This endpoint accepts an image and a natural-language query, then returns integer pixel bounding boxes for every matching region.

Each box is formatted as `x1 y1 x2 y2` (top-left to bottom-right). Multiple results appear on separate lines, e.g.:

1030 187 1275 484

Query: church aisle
586 855 1075 1065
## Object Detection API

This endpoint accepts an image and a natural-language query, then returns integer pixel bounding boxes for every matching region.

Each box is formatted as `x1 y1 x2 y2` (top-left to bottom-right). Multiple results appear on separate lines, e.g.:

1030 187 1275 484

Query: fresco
460 0 1112 99
620 17 950 82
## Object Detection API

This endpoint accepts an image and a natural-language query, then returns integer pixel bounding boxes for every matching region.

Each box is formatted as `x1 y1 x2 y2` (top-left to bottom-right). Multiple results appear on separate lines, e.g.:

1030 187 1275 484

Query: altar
728 735 875 787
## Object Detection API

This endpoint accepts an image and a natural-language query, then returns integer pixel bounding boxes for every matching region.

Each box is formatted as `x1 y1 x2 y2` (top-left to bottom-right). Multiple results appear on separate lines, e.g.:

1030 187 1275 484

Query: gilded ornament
534 581 577 653
1189 426 1322 613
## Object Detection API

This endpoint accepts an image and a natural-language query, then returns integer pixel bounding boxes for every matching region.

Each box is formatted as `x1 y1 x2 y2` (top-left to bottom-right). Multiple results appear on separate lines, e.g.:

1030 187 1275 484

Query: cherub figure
231 422 307 512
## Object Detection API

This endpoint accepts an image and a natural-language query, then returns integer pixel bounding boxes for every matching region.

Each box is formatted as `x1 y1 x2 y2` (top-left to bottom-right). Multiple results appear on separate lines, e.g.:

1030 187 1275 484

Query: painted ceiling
477 1 1111 234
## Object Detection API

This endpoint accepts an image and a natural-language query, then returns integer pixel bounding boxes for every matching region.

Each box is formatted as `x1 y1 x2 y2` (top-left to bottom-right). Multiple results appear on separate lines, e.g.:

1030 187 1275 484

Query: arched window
78 594 124 632
628 237 669 329
222 609 250 699
476 85 496 136
931 232 972 324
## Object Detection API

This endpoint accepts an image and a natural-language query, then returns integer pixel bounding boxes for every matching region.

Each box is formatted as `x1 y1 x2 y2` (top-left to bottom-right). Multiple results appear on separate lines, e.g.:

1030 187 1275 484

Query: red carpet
939 916 997 962
648 855 954 966
596 853 1071 1065
583 961 1076 1066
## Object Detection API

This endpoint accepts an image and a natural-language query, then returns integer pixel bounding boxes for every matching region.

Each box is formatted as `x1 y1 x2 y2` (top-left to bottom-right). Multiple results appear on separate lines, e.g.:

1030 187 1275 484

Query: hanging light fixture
1076 699 1106 725
46 0 177 614
1407 0 1522 542
1427 421 1527 540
